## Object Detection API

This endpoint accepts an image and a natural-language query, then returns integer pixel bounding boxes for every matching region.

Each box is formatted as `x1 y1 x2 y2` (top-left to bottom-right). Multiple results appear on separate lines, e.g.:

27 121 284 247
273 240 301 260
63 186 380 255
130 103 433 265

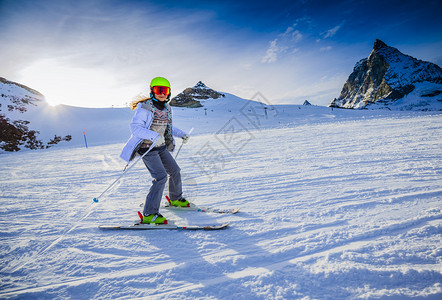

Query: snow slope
19 103 134 147
0 102 441 299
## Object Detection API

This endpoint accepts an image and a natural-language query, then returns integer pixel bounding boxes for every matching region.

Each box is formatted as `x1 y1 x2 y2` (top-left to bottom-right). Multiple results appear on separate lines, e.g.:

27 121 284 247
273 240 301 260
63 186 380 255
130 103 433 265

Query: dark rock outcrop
170 81 225 108
329 40 442 110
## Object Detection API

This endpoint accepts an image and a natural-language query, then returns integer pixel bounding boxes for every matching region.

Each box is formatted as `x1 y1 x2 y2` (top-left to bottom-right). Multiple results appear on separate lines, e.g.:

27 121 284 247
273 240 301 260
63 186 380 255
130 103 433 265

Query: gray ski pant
140 145 182 216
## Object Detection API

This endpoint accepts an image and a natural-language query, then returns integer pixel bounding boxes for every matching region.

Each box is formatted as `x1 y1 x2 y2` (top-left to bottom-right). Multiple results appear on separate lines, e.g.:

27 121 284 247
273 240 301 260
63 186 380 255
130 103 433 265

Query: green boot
169 198 190 207
138 212 168 224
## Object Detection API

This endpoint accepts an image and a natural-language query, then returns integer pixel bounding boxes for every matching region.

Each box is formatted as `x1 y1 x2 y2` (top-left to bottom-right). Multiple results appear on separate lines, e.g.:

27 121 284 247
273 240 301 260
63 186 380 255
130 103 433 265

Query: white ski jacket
120 101 186 163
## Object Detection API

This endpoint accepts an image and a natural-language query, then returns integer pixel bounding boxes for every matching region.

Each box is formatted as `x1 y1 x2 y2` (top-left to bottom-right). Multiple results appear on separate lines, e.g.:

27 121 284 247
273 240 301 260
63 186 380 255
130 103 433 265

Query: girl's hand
182 135 190 144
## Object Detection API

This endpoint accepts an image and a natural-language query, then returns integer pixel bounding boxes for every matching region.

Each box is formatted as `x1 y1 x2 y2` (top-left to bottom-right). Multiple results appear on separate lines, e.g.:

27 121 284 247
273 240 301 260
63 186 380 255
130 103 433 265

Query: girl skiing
120 77 190 224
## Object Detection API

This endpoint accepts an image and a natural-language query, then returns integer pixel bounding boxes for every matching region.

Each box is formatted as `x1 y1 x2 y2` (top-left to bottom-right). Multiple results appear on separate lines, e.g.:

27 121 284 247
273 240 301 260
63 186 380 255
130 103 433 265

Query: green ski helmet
150 77 171 101
150 77 170 88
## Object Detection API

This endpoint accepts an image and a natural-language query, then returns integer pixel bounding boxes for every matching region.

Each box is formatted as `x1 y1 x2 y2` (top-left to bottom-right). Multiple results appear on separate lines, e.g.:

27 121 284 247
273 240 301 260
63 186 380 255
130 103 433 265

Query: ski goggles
151 86 171 96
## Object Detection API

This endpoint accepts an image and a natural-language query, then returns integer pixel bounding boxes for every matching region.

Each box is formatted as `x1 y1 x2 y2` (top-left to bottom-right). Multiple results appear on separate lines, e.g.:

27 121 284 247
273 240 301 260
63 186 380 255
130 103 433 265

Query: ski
164 204 240 214
164 196 240 214
99 221 230 231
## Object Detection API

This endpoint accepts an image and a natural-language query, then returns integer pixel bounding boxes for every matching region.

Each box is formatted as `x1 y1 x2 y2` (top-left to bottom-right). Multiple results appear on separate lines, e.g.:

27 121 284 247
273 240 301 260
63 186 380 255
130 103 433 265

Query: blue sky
1 0 441 107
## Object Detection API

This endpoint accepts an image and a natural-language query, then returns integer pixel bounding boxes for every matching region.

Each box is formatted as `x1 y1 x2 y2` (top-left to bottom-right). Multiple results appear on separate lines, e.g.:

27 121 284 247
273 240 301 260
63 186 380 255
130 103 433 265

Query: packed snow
0 95 441 299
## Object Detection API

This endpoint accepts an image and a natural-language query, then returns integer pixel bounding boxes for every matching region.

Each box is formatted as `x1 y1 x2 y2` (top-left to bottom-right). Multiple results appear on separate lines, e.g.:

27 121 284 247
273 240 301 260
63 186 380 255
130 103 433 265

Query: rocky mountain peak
329 40 442 110
194 81 209 89
170 81 225 108
373 39 387 51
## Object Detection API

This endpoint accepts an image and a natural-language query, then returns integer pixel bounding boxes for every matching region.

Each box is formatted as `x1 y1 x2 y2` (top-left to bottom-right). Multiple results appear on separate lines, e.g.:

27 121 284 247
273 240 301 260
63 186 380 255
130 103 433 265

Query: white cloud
283 26 294 35
323 24 342 39
289 29 303 43
262 25 303 64
262 39 280 63
320 46 333 52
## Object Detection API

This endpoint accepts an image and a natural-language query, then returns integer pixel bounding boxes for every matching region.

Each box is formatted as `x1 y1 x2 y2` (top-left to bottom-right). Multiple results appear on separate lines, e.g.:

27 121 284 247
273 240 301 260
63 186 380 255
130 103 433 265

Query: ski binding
164 196 240 214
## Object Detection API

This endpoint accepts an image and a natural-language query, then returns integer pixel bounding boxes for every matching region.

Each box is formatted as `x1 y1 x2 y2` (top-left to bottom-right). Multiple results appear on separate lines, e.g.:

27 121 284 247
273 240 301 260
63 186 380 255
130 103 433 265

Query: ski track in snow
0 110 441 299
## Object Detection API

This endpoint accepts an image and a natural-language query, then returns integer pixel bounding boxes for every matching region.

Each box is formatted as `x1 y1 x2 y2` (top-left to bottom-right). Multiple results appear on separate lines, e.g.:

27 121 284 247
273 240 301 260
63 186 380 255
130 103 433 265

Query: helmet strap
150 92 158 102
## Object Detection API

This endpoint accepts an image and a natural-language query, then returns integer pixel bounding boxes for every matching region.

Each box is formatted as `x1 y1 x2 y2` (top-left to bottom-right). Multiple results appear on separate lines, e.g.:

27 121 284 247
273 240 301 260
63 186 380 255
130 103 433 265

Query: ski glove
182 135 190 144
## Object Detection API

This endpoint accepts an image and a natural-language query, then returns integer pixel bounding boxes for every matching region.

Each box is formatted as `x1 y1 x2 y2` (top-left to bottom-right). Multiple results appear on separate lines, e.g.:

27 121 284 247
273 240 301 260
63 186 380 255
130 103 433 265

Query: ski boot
168 197 190 208
138 212 168 224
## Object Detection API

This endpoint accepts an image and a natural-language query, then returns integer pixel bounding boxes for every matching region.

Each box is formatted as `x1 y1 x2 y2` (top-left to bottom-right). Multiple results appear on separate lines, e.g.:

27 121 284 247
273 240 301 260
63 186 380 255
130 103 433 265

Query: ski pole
93 140 157 203
83 131 88 148
175 128 193 159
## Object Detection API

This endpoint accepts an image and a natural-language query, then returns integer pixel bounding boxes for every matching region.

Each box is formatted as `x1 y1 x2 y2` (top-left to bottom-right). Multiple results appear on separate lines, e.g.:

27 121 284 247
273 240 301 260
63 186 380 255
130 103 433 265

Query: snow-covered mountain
170 81 225 107
0 77 44 109
329 39 442 110
0 77 72 151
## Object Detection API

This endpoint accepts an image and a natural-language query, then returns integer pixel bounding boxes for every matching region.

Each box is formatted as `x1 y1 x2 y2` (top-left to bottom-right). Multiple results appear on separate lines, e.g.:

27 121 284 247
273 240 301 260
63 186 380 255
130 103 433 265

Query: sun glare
18 59 134 107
